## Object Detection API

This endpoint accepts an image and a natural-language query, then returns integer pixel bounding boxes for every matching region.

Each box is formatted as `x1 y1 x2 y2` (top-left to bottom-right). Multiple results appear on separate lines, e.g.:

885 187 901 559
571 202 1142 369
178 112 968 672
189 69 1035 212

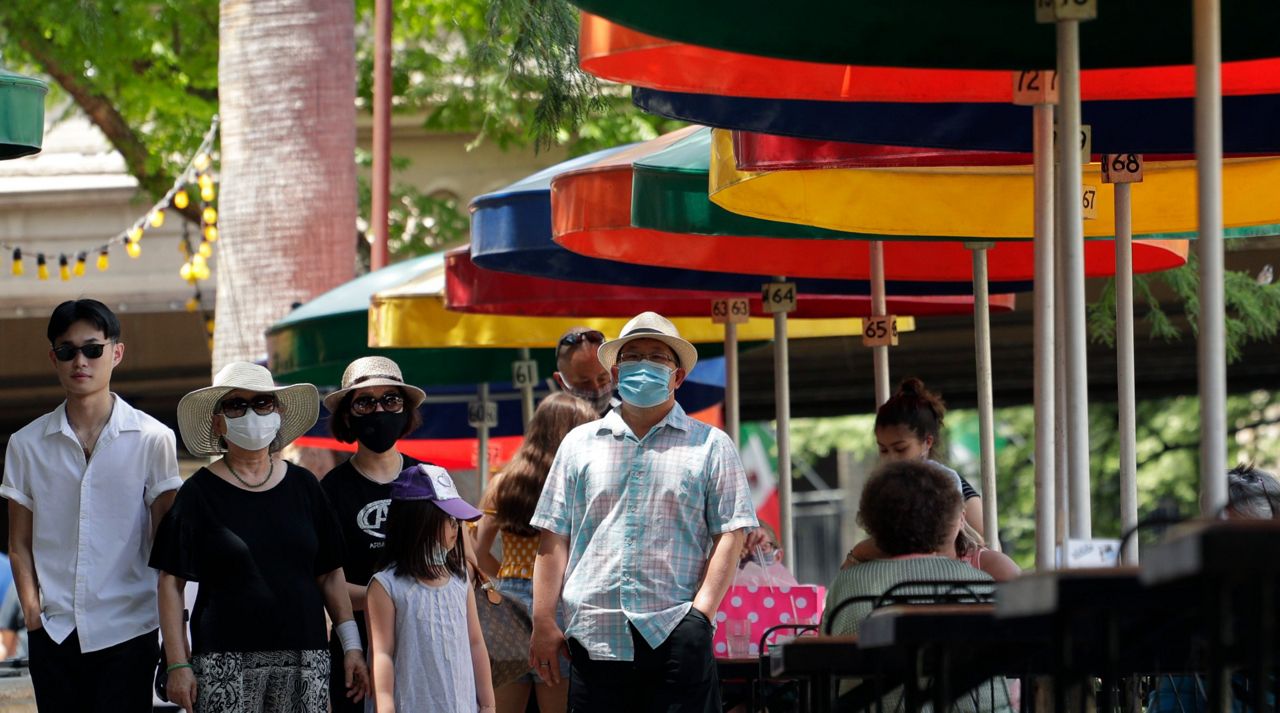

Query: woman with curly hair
471 393 599 713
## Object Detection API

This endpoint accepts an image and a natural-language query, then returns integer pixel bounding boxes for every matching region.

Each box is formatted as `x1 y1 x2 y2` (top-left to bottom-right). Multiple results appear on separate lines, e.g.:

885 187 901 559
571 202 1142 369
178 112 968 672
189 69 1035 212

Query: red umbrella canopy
444 247 1016 318
581 13 1280 103
548 131 1190 281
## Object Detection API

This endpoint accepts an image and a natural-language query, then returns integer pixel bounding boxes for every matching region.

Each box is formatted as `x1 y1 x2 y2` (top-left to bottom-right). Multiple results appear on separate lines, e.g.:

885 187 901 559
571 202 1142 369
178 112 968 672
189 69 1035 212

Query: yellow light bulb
173 190 190 210
194 264 211 281
194 153 211 172
179 262 194 282
11 249 23 276
97 250 109 271
128 226 144 243
126 240 142 259
203 226 219 242
200 185 216 202
197 174 214 190
185 297 199 312
36 254 48 281
58 255 70 281
74 253 87 277
206 337 215 351
149 210 164 228
198 241 212 258
202 207 217 225
205 318 215 334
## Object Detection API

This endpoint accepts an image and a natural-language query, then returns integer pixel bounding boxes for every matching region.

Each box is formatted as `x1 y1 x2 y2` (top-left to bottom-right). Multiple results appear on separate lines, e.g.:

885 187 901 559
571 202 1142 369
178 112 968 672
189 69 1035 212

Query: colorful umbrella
571 0 1280 69
582 13 1280 103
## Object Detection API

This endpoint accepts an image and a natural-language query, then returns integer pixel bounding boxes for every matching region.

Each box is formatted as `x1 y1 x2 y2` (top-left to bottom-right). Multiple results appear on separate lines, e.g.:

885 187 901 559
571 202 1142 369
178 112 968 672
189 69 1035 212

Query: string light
194 153 211 172
179 261 194 282
97 248 109 271
149 210 165 228
198 241 212 258
74 252 87 276
127 226 143 244
11 248 23 276
173 190 189 210
58 254 70 281
185 296 199 312
200 184 216 202
125 238 141 259
203 225 218 242
36 254 48 280
201 207 217 225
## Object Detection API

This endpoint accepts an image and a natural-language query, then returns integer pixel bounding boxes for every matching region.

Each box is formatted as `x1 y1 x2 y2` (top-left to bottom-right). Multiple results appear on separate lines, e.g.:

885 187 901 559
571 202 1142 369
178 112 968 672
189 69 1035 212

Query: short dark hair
328 387 423 443
379 499 468 581
858 460 963 556
47 299 121 344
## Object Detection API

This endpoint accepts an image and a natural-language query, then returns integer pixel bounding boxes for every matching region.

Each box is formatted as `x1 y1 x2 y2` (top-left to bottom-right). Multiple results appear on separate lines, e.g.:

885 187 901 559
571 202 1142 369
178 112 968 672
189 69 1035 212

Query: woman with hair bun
873 377 984 534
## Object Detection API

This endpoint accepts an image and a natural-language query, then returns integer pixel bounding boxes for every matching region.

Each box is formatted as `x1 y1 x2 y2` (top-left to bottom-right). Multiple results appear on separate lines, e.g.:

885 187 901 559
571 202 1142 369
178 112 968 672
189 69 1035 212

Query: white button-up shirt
1 395 182 652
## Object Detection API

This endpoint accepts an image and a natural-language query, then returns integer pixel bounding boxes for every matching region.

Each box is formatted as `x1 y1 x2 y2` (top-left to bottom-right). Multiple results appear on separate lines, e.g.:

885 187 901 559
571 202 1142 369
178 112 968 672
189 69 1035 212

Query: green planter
0 69 47 160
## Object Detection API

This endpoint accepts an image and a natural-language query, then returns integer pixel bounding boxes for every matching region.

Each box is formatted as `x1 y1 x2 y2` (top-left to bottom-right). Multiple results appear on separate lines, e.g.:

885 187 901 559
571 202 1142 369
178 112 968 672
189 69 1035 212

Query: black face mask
354 410 409 453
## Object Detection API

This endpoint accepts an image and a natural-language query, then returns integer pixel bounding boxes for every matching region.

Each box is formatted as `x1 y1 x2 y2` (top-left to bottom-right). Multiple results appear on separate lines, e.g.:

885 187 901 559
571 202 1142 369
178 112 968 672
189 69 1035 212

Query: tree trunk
215 0 356 372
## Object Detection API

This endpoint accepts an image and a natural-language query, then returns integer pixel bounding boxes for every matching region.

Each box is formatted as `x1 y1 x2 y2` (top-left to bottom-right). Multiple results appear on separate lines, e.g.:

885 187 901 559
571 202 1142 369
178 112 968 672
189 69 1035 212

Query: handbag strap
471 566 503 605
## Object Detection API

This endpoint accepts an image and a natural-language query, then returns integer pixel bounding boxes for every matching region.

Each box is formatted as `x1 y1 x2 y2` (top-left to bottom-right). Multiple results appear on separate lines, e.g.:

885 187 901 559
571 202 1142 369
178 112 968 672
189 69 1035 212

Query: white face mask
222 411 281 451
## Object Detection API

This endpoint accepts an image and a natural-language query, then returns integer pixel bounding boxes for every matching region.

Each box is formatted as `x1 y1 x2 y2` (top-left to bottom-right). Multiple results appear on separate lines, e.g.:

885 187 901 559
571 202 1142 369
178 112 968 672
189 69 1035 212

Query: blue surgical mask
617 361 673 408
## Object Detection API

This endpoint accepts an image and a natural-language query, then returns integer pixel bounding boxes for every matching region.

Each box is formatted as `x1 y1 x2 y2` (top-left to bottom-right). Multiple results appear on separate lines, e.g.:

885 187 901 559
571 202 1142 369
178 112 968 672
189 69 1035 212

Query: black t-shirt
321 455 421 588
149 462 344 655
959 475 980 501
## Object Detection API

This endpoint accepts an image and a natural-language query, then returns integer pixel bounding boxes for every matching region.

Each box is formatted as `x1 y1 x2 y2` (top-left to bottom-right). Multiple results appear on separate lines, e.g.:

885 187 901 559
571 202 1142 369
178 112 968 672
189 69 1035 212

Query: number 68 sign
862 315 899 347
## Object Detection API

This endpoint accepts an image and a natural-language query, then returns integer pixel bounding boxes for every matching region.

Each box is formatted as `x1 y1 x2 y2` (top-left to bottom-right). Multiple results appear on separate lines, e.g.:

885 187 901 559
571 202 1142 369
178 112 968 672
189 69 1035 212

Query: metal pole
1195 0 1228 515
1034 103 1057 571
725 321 740 448
370 0 392 270
518 347 535 428
1054 138 1070 558
1058 18 1092 538
1115 182 1139 565
970 244 999 550
477 382 490 492
773 277 794 563
870 241 891 406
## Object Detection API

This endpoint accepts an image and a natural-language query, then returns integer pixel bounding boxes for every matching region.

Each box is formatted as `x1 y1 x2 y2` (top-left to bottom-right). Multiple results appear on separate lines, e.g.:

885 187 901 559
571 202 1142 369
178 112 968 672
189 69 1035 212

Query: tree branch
1136 414 1280 470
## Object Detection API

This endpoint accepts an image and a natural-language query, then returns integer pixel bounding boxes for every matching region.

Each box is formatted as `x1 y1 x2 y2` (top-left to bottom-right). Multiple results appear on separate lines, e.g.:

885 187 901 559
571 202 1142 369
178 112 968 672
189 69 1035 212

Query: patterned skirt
191 649 329 713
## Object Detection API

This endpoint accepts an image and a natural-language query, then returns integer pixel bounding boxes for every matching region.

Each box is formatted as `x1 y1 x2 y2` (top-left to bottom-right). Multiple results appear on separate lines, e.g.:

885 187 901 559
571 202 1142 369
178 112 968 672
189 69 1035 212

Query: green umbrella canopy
573 1 1280 70
266 251 734 387
0 69 47 159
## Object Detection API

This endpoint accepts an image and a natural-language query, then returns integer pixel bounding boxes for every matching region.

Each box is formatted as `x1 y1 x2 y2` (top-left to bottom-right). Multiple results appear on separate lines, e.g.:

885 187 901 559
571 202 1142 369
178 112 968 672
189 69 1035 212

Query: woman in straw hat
317 356 425 713
150 362 370 713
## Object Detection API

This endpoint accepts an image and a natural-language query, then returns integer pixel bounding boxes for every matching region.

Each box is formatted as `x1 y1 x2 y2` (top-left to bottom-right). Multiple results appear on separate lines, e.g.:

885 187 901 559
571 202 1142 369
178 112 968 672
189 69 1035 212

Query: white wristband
336 619 362 653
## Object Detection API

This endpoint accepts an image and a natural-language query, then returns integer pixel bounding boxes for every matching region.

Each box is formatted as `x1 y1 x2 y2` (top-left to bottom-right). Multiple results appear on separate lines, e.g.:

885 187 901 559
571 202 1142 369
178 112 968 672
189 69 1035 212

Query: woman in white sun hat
317 356 426 713
150 362 369 713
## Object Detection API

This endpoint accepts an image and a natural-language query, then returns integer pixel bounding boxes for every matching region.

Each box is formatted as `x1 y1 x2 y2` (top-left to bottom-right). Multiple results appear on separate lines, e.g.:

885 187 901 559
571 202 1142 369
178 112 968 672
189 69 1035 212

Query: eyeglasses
618 351 677 367
557 330 605 356
217 394 279 418
52 342 111 362
351 392 405 416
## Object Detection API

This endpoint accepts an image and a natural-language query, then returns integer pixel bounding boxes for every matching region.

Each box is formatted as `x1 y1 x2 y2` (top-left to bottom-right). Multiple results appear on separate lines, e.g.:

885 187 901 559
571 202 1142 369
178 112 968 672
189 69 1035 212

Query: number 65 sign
862 315 899 347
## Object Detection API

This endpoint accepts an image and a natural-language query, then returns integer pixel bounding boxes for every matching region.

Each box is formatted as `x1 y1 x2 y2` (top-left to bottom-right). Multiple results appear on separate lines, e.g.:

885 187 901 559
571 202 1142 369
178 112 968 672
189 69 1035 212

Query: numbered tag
1035 0 1097 23
511 359 538 388
1052 124 1092 164
1061 538 1120 567
761 282 796 314
710 298 751 325
1081 184 1099 220
1011 70 1058 105
1101 153 1144 184
862 315 899 348
467 400 498 428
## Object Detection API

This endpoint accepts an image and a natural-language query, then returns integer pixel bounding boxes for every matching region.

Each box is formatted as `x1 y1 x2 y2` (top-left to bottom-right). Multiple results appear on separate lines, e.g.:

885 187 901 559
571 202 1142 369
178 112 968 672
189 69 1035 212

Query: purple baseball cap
390 463 483 521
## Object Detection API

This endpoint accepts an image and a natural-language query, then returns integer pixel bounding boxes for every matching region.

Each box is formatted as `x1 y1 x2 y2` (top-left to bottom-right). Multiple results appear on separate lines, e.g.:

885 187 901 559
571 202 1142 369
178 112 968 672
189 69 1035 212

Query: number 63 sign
862 315 899 347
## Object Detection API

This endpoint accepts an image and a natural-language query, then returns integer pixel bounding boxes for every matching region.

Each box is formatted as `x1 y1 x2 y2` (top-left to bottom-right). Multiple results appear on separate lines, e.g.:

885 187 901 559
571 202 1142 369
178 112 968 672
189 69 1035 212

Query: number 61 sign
862 315 899 347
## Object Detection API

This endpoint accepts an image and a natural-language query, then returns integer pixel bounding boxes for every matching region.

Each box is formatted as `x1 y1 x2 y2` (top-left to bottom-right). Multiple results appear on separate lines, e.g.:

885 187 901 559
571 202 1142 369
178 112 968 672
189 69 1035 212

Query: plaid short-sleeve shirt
531 402 757 661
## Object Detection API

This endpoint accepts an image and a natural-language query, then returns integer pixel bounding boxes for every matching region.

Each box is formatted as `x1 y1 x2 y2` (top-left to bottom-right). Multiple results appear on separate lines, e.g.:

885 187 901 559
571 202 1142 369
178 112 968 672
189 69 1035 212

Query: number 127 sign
862 315 899 347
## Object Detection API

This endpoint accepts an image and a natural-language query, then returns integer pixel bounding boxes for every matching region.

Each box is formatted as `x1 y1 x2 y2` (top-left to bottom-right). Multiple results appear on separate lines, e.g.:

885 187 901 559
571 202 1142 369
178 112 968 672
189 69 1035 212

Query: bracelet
166 662 193 673
336 619 363 653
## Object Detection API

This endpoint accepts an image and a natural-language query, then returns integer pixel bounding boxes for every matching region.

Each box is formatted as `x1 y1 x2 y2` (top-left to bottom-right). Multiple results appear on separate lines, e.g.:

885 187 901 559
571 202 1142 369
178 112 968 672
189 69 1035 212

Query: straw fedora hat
597 311 698 372
177 361 320 457
321 356 426 414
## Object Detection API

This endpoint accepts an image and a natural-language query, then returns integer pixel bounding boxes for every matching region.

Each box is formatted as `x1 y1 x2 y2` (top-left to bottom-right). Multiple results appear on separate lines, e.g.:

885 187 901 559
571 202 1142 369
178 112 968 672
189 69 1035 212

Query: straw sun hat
597 311 698 372
177 362 320 457
321 356 426 414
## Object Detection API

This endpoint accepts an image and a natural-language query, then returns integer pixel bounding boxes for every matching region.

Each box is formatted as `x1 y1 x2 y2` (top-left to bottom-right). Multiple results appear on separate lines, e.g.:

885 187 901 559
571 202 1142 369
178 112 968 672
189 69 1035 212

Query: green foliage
1087 251 1280 362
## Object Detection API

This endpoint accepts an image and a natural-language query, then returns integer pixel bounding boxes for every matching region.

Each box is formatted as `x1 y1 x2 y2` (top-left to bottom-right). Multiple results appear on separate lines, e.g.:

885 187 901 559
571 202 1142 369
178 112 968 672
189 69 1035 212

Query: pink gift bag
711 584 825 658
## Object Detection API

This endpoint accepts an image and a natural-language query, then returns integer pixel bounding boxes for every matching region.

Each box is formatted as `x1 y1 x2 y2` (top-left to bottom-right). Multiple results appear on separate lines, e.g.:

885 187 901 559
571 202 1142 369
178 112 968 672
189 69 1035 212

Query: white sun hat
597 311 698 372
177 361 319 457
321 356 426 414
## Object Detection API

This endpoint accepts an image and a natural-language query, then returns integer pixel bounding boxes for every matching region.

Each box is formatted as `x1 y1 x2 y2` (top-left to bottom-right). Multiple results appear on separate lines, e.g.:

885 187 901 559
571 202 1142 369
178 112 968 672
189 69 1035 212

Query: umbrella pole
725 321 740 449
1057 17 1092 539
1195 0 1227 515
772 277 794 564
519 347 535 428
1033 102 1057 571
1115 182 1139 565
1054 142 1070 556
969 243 999 550
477 382 491 492
870 241 890 406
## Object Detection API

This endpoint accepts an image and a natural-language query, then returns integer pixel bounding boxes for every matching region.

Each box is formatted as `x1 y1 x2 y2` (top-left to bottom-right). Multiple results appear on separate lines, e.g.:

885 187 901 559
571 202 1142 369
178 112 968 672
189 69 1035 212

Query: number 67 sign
862 315 899 347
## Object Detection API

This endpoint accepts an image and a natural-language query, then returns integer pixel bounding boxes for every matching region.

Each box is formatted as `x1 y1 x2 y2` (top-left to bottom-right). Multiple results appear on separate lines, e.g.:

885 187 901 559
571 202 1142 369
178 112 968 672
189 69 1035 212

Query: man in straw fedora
529 311 757 712
3 299 182 711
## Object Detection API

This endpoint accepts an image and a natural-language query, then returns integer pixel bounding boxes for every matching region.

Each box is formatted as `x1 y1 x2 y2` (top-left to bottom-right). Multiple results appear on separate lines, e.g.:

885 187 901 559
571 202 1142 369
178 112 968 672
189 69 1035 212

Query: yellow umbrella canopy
707 129 1280 239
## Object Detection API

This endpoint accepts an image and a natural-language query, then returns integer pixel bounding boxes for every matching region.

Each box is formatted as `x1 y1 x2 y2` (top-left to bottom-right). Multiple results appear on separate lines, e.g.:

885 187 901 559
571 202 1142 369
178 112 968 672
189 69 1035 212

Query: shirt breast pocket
674 475 706 526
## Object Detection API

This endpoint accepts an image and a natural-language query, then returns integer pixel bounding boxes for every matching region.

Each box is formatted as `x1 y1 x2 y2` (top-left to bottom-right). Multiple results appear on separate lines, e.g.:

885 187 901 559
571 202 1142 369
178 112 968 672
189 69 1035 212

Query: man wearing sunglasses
2 299 181 711
553 327 617 416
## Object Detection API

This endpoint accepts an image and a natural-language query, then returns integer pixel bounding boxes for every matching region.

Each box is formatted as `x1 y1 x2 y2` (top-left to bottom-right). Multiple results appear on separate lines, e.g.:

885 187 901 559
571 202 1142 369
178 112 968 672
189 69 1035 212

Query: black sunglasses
558 330 605 353
53 342 111 362
218 395 279 418
351 392 406 416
